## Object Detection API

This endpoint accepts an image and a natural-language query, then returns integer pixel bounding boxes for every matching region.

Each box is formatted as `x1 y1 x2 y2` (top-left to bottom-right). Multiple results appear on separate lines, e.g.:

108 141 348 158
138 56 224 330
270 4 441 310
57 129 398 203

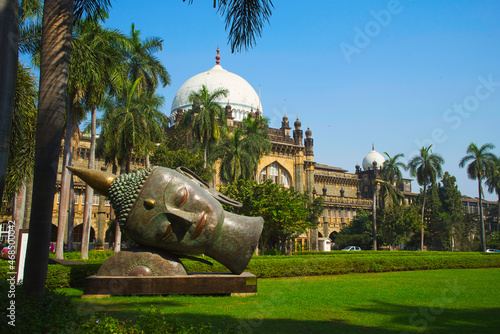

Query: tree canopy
220 179 321 254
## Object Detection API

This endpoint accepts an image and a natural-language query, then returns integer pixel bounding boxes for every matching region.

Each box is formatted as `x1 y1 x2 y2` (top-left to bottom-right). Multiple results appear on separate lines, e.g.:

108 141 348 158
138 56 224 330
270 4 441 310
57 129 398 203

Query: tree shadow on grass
102 303 499 333
348 300 500 334
69 291 500 333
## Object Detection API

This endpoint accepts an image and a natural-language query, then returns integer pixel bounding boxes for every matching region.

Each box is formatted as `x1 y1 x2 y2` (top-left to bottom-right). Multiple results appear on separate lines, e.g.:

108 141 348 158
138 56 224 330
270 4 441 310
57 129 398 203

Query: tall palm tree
1 0 42 209
183 85 229 167
67 19 127 259
102 78 166 173
485 156 500 226
216 127 256 184
4 64 38 202
382 152 406 186
459 142 496 252
121 23 170 93
23 0 111 297
23 0 75 298
5 63 38 243
407 145 444 251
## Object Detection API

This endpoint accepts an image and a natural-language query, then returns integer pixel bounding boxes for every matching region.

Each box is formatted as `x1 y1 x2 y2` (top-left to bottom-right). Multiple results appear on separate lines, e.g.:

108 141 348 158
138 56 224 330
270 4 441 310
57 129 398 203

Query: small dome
305 126 312 138
294 116 301 129
362 149 385 170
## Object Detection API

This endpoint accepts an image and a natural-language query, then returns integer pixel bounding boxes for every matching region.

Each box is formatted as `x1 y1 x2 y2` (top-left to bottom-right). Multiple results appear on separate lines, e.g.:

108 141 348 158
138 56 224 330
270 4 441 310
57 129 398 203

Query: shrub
80 308 233 333
0 280 80 333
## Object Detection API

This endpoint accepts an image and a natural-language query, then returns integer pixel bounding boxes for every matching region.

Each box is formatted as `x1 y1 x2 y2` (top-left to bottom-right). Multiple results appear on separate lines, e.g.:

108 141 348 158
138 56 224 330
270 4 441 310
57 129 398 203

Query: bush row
0 280 225 334
292 250 480 256
1 252 499 288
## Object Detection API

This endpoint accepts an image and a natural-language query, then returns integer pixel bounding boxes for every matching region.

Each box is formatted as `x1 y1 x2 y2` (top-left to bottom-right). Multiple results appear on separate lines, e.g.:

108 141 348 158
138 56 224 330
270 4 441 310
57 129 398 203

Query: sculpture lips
161 224 172 241
192 211 207 239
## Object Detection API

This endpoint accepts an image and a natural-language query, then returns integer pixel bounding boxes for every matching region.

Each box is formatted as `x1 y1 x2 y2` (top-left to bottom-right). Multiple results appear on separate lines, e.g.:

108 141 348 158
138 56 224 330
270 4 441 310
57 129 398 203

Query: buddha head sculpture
68 166 263 274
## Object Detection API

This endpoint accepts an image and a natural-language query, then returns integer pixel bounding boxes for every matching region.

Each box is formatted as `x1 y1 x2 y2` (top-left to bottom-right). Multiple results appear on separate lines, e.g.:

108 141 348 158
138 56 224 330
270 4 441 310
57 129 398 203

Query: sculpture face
125 167 225 254
67 165 263 274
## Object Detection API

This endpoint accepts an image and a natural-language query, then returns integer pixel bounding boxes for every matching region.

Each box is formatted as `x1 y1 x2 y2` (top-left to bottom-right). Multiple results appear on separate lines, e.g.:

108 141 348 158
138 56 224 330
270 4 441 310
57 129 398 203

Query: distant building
461 196 499 232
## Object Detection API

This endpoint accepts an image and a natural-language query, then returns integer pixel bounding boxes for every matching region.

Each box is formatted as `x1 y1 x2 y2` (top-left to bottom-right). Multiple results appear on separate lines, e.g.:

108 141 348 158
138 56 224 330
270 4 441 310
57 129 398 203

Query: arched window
259 162 291 188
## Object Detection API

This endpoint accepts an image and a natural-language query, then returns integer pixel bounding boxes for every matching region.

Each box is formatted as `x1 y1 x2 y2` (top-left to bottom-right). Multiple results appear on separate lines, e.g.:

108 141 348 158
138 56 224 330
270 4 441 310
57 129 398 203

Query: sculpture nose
166 207 197 227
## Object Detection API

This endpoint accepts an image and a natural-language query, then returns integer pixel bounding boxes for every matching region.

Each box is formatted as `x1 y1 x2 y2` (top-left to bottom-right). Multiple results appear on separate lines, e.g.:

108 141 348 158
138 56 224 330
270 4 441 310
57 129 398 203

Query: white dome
170 63 262 123
362 150 386 170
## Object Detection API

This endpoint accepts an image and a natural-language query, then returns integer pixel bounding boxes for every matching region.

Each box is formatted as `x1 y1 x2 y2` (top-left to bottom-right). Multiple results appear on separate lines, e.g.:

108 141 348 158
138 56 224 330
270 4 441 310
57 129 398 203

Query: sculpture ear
176 166 243 208
176 166 210 189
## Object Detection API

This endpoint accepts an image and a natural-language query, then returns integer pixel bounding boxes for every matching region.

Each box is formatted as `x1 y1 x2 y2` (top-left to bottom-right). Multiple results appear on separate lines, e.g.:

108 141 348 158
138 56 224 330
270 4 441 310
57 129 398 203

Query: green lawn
65 268 500 333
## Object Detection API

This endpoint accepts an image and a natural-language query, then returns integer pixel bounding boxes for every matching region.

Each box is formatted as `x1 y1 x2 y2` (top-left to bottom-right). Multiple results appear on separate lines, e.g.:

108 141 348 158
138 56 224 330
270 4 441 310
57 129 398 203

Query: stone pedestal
83 272 257 297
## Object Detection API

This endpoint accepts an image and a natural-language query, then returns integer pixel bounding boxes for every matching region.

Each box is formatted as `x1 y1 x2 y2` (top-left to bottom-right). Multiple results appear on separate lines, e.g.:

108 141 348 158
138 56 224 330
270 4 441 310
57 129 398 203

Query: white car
341 246 361 251
486 249 500 253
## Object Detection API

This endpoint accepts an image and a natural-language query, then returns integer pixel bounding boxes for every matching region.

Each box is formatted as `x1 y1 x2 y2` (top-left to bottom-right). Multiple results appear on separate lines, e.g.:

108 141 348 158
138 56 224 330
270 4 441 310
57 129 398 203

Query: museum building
166 49 416 251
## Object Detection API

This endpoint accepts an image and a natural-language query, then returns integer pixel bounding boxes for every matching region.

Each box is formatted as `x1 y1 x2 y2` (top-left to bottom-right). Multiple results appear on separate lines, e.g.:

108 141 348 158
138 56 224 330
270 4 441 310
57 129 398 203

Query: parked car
341 246 361 251
485 249 500 253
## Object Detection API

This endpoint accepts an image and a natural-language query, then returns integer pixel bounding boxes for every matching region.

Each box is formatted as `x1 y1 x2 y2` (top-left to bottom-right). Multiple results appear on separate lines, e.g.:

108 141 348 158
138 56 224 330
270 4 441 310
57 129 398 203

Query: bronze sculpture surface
68 166 263 276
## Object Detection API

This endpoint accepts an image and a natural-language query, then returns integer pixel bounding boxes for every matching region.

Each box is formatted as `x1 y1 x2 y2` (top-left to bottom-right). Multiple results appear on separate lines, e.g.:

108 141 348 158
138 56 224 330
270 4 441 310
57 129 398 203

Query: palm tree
485 156 500 225
18 0 43 58
23 0 75 298
407 145 444 251
459 143 496 252
5 63 38 243
102 78 166 173
183 85 229 167
1 0 42 208
122 23 170 93
23 0 111 297
4 64 38 201
382 152 407 186
216 127 256 184
67 19 128 259
242 114 272 163
199 0 274 53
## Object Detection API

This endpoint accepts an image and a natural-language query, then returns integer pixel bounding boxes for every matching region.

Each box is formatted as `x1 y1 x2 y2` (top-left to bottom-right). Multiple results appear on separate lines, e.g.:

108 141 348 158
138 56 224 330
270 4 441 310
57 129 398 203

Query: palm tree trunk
421 184 427 251
12 181 26 251
66 177 75 252
497 194 500 232
56 97 74 259
81 107 97 259
24 0 74 297
113 164 121 252
0 0 19 204
23 174 33 229
478 178 486 252
204 142 208 168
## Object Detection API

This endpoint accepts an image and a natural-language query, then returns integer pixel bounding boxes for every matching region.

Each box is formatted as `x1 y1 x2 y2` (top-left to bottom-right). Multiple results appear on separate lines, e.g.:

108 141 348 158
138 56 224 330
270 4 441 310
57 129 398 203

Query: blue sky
102 0 500 200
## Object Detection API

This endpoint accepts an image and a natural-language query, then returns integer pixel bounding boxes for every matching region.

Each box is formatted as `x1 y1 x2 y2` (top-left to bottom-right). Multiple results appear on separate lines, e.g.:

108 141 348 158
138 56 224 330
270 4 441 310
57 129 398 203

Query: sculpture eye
178 187 188 206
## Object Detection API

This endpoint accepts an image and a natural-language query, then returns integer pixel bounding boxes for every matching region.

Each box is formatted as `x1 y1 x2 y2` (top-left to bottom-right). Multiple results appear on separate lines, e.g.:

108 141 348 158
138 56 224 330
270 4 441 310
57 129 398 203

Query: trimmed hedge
184 252 500 278
1 251 499 288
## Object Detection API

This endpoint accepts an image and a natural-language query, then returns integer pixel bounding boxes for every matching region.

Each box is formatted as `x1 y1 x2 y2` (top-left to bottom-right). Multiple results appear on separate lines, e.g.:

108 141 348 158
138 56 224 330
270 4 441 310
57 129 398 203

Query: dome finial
372 142 374 151
216 46 220 65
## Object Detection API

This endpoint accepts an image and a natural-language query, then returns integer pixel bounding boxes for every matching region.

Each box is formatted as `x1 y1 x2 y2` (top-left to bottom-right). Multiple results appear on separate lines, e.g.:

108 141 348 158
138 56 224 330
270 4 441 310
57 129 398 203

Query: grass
63 268 500 333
